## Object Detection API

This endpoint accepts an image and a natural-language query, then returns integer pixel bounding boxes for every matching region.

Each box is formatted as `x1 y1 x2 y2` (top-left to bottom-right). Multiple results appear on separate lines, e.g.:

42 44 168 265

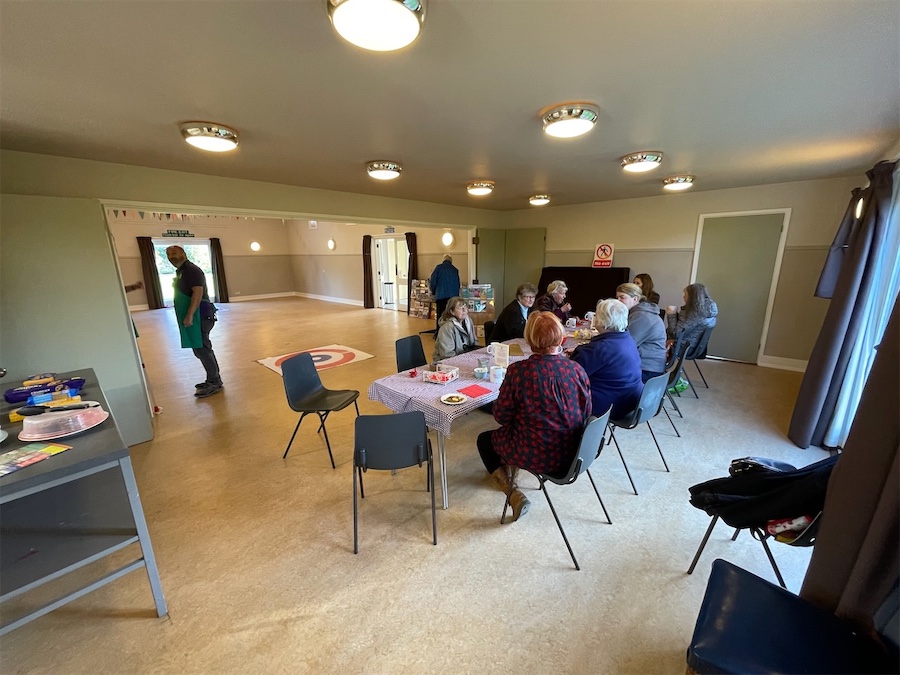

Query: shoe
509 490 531 522
491 466 531 522
194 383 223 398
195 382 209 389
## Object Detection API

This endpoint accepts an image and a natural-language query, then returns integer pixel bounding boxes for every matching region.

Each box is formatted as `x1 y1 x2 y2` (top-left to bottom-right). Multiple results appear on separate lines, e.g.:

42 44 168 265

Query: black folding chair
353 411 436 554
281 352 360 467
683 325 715 397
395 335 427 372
664 337 691 419
482 320 495 345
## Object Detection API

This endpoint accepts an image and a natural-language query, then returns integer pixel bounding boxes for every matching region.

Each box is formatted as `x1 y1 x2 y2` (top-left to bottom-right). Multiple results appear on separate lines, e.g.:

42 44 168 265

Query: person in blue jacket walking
429 255 461 327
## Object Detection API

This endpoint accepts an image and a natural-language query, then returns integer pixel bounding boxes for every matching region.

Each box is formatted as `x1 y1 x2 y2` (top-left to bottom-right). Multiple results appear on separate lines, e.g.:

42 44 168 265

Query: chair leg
358 466 365 499
608 427 638 495
685 370 699 399
662 405 680 437
282 415 307 459
541 481 580 570
732 528 740 541
694 360 709 388
755 528 787 589
687 515 719 575
666 390 684 418
646 421 670 472
499 465 514 524
353 399 360 416
318 412 336 469
429 456 437 545
585 469 612 524
353 463 360 554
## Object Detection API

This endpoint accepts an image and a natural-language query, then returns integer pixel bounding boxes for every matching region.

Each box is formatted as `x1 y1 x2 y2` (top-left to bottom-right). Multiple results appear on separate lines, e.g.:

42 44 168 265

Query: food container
422 365 459 384
19 405 109 441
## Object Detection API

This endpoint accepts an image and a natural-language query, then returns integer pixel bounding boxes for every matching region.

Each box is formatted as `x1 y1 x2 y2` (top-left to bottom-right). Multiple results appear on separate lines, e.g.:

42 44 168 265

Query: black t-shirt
175 260 209 301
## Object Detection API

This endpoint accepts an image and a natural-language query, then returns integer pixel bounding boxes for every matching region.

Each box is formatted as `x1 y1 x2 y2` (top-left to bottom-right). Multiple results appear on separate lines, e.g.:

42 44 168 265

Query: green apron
173 283 203 349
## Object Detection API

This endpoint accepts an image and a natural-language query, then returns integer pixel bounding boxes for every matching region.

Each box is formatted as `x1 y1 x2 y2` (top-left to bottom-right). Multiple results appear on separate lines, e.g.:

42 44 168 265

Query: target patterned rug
256 344 374 375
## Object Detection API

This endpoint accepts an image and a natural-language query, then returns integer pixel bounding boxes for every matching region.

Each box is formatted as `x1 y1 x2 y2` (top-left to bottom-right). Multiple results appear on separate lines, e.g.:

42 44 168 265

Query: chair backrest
615 372 670 427
282 352 325 409
686 325 714 361
355 411 429 471
544 405 613 485
483 320 495 344
395 335 427 372
666 338 691 387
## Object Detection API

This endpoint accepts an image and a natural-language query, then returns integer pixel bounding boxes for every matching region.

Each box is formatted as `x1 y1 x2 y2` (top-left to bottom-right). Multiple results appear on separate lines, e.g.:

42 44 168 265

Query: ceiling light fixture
327 0 426 52
441 232 454 247
662 175 695 191
367 161 403 180
250 242 261 251
327 238 336 250
467 180 495 196
620 151 664 173
540 102 600 139
529 194 551 206
179 122 239 152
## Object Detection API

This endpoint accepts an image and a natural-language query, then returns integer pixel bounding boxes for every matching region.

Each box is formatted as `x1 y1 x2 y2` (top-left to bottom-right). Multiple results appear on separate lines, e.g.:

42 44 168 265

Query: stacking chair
606 372 672 495
682 325 715 397
395 335 427 372
664 337 691 420
281 352 360 468
501 406 613 570
353 411 436 554
482 320 495 345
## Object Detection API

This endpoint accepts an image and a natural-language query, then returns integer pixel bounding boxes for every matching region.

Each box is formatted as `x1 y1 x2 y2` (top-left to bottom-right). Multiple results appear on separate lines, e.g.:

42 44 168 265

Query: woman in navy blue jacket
571 299 643 419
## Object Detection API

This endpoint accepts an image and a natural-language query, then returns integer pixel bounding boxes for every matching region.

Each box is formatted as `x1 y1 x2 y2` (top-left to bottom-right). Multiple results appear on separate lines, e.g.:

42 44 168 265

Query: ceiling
2 1 898 212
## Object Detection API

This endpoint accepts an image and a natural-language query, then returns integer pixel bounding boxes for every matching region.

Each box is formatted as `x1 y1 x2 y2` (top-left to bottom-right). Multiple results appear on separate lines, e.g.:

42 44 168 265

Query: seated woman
432 296 477 361
666 282 718 350
571 299 643 419
616 283 667 382
633 273 661 305
489 283 537 342
535 280 572 322
476 312 591 522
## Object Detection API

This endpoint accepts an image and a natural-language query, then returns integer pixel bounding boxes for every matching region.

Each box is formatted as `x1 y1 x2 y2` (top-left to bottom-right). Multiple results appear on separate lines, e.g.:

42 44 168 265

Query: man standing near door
166 245 223 398
429 255 461 327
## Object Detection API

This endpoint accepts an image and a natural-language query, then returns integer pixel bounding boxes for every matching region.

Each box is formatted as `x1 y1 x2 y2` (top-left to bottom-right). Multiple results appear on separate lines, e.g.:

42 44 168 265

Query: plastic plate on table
440 393 468 406
18 408 109 442
0 429 7 444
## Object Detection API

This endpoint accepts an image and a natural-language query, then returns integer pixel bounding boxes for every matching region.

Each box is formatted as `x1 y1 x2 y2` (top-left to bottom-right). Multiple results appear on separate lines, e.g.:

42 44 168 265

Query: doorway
373 235 409 311
152 239 218 306
692 210 789 363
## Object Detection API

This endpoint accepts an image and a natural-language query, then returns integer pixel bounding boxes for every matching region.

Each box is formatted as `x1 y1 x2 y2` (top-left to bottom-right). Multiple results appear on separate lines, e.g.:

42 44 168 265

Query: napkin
458 384 491 398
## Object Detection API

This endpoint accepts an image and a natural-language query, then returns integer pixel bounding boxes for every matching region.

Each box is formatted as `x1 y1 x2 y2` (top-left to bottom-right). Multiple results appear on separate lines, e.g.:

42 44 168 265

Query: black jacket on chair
490 300 534 343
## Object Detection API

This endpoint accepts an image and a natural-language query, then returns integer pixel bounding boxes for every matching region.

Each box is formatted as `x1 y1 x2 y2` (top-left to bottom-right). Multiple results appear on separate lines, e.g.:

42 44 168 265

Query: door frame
691 209 791 364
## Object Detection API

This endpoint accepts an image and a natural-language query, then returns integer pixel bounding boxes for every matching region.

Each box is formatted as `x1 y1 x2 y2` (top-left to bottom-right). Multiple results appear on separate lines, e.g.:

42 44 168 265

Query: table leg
437 431 449 509
119 456 168 617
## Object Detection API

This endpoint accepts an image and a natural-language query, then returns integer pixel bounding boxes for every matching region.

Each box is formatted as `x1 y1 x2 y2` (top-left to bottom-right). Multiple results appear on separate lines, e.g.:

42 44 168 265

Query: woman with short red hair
477 312 592 521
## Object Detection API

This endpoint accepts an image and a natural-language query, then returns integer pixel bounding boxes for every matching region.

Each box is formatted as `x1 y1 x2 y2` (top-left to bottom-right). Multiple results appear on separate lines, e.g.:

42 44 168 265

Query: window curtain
800 295 899 632
405 232 418 314
362 235 374 309
137 237 164 310
788 160 899 449
210 237 229 303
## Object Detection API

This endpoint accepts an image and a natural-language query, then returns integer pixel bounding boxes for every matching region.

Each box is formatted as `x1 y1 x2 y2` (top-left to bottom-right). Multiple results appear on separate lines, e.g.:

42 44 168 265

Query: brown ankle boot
491 467 511 493
493 466 531 522
509 489 531 521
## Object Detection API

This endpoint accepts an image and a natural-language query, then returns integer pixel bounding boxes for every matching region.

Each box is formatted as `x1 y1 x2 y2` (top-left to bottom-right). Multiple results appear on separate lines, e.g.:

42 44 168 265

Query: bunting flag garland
138 211 145 219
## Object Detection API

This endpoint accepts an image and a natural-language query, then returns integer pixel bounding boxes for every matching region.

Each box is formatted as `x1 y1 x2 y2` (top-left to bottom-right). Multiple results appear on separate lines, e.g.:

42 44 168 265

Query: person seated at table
433 296 477 361
633 273 661 305
476 312 591 522
666 282 718 350
535 280 572 322
616 283 667 382
490 283 537 343
571 299 643 419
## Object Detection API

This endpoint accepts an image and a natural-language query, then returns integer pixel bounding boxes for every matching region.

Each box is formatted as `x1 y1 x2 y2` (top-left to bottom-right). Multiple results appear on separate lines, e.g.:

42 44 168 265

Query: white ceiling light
467 180 495 196
328 0 425 52
662 176 695 191
529 194 551 206
180 123 239 152
366 161 402 180
327 238 336 250
250 241 261 251
621 151 664 173
441 232 454 247
540 102 600 139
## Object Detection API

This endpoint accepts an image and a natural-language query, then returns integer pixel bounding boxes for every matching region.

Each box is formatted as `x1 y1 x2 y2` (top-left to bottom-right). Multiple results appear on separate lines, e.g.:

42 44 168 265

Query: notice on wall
592 243 615 268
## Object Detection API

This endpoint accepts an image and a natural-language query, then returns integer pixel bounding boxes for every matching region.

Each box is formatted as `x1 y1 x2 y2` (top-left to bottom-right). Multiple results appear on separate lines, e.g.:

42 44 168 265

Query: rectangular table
0 369 167 635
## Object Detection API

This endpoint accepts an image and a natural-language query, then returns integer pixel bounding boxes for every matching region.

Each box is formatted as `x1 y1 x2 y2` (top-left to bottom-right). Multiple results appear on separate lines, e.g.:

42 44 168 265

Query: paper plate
440 393 468 406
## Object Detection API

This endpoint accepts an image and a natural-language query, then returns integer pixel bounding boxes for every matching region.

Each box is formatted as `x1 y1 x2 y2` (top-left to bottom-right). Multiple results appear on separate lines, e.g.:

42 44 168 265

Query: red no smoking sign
592 243 615 268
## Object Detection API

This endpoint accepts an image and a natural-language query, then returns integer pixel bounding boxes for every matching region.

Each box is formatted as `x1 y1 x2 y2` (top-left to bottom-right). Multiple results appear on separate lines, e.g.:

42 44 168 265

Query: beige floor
0 298 830 674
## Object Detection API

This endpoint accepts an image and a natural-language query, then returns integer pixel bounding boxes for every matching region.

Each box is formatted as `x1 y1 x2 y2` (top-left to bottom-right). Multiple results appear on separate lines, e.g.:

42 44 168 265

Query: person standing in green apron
166 246 223 398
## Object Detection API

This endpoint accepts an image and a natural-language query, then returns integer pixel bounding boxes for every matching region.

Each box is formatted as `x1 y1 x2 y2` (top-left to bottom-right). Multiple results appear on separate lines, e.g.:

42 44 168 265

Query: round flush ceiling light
467 180 495 196
662 175 695 191
366 161 402 180
250 241 261 251
441 232 454 247
328 0 425 52
327 238 336 250
620 151 664 173
180 123 239 152
529 194 551 206
540 102 600 139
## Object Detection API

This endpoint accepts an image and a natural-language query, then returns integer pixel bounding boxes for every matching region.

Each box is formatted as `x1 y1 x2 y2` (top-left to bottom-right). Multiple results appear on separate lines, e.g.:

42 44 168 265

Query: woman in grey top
616 283 667 381
433 296 477 361
666 283 718 351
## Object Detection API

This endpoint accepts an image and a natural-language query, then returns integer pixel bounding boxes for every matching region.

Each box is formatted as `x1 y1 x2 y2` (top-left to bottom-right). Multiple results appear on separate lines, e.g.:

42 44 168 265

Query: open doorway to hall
373 235 409 311
152 239 218 307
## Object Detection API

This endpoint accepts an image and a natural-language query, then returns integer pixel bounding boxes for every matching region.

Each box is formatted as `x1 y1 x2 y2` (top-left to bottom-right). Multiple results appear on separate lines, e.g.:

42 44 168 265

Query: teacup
474 367 489 380
489 366 506 384
565 317 577 329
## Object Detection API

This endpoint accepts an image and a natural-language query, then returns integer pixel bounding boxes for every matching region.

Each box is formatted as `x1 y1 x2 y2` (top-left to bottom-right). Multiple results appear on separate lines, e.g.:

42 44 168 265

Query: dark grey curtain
210 237 229 303
788 160 897 448
800 296 899 631
362 235 374 309
137 236 164 309
405 232 418 314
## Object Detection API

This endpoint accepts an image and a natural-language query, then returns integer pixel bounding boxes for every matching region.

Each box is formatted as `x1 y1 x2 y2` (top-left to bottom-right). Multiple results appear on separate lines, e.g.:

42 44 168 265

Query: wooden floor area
0 297 830 674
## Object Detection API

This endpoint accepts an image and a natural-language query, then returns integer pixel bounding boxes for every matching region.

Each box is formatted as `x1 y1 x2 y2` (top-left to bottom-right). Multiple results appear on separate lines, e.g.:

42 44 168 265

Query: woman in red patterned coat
476 311 592 521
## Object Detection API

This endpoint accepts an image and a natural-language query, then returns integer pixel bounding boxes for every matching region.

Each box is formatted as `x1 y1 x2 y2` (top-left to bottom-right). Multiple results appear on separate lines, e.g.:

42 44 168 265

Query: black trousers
477 430 503 474
192 317 222 385
434 297 449 329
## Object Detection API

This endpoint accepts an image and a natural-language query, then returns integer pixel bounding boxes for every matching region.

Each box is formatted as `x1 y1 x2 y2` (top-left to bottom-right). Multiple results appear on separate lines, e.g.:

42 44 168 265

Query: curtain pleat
137 237 164 309
210 237 229 302
362 235 374 308
405 232 418 314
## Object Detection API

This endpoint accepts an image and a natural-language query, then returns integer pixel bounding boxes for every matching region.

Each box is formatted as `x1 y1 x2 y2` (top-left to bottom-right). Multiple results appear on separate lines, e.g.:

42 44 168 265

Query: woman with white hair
535 280 572 322
571 298 643 418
